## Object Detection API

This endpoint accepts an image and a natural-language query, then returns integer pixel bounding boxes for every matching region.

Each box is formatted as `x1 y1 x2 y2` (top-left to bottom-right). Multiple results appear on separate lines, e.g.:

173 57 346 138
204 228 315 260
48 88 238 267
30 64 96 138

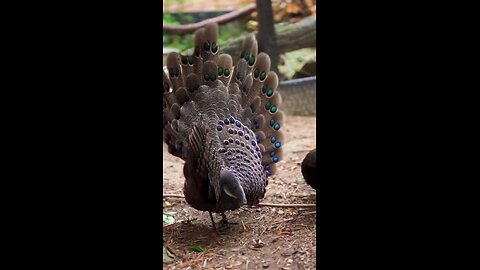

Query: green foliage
163 13 195 52
162 206 177 225
163 215 175 225
163 14 250 53
190 245 205 253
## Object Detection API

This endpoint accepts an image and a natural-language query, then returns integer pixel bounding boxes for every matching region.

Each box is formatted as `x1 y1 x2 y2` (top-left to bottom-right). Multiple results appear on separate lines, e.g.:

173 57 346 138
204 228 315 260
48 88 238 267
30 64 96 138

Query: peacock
301 148 316 190
163 23 285 229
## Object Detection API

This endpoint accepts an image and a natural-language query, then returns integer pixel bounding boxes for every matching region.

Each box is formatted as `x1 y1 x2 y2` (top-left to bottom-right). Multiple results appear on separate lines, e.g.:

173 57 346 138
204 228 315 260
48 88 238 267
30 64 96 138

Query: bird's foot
208 212 238 231
217 213 238 231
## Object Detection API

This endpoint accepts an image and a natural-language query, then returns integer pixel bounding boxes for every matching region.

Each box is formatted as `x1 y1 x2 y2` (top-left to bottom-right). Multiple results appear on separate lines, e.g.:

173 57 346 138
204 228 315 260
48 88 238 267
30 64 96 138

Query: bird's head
217 169 247 210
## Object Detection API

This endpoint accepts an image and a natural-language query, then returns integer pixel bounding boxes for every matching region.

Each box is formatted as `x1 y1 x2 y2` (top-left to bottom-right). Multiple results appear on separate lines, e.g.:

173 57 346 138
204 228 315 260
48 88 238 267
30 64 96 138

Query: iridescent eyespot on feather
254 68 260 78
248 56 255 66
266 89 274 97
203 41 210 51
260 71 267 81
261 85 267 94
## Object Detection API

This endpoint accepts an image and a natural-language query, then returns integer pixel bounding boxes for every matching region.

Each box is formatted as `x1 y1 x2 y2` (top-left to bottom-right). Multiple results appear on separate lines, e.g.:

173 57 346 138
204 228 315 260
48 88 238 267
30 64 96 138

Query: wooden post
256 0 280 74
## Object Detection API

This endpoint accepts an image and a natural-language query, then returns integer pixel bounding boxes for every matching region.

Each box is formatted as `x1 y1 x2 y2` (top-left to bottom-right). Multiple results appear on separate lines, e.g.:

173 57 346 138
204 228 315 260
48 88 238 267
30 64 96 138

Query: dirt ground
163 116 317 269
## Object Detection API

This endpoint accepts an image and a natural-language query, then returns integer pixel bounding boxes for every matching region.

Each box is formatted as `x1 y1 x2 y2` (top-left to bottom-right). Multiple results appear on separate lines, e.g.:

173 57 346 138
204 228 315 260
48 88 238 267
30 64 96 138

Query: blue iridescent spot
238 130 244 136
216 125 223 131
273 157 279 163
218 121 224 126
229 117 235 124
270 119 275 126
224 119 229 125
266 170 272 176
271 136 276 143
273 123 280 130
235 120 241 127
228 128 234 134
275 142 281 148
245 135 250 140
251 141 256 146
265 165 270 170
270 151 275 157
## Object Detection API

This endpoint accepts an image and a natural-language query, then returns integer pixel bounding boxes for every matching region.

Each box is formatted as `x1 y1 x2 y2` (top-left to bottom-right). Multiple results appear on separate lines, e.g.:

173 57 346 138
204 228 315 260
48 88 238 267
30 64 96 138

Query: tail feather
216 54 233 86
163 22 285 176
202 23 219 62
239 34 258 75
166 53 186 91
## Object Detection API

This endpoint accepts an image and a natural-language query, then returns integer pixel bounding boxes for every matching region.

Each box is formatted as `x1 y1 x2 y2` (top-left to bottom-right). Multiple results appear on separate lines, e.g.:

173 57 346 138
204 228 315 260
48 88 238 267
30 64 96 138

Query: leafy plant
190 245 205 253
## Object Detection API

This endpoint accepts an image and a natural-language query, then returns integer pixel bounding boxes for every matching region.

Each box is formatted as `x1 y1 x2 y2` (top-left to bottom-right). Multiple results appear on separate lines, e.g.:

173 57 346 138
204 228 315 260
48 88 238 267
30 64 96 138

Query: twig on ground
163 219 185 228
256 202 316 208
162 194 316 208
163 194 185 198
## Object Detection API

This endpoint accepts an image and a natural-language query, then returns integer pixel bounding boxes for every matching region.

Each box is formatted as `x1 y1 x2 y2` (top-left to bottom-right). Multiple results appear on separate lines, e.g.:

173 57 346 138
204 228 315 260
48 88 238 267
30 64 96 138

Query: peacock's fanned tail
163 23 285 185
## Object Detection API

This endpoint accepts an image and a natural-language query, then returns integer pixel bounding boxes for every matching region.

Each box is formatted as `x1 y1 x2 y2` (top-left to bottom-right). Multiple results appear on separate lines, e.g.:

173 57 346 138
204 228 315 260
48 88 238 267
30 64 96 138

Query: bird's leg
219 212 239 228
208 211 217 230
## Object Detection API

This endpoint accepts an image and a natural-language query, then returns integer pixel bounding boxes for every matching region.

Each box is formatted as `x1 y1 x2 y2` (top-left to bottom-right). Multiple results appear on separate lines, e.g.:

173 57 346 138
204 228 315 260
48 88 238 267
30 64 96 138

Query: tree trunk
256 0 279 74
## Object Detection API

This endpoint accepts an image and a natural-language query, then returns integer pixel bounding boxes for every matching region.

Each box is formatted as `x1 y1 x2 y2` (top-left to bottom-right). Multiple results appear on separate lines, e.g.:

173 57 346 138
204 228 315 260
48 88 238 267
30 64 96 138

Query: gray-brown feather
162 23 285 213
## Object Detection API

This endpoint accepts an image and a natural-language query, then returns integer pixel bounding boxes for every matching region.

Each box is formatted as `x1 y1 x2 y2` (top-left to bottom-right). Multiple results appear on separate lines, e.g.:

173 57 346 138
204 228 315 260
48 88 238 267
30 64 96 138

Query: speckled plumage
163 23 285 215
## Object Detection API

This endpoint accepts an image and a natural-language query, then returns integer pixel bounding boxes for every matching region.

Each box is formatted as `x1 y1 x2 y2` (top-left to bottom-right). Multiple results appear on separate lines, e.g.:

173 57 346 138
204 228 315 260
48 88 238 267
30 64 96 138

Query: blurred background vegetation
163 0 316 80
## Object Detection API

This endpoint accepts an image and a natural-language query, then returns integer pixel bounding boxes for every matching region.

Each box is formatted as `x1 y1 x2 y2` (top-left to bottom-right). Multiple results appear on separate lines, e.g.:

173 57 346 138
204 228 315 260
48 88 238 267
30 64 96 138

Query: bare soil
163 116 317 270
